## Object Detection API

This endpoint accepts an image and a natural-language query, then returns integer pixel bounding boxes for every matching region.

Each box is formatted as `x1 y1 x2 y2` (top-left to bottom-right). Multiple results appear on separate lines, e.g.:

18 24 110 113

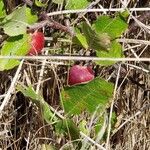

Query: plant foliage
61 78 114 115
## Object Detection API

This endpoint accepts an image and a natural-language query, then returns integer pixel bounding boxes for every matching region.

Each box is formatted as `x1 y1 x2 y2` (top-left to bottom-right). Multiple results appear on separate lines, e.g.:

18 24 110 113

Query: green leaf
82 22 111 51
17 85 42 101
73 28 88 49
35 0 48 7
55 119 80 141
96 40 123 66
2 5 28 36
0 34 30 55
1 5 38 36
92 15 127 66
52 0 64 4
65 0 89 10
95 115 105 134
79 120 89 134
61 78 114 115
17 85 58 123
0 0 6 18
0 60 20 71
0 34 31 71
95 112 116 140
93 15 128 39
119 11 129 21
41 100 58 123
26 7 38 24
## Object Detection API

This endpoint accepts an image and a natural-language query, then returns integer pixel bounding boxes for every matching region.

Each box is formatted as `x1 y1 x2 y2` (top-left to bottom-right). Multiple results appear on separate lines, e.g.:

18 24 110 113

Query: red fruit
68 65 94 86
28 31 45 55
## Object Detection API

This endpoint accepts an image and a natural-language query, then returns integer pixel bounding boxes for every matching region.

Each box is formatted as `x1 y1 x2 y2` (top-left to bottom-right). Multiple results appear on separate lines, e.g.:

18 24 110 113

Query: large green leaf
91 14 127 66
0 34 31 71
73 15 127 66
93 15 128 39
61 78 114 115
96 40 123 66
0 0 6 18
2 5 38 36
65 0 89 10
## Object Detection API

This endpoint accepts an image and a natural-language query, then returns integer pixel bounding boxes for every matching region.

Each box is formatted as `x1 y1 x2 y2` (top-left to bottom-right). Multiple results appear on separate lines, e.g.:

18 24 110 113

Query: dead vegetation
0 0 150 150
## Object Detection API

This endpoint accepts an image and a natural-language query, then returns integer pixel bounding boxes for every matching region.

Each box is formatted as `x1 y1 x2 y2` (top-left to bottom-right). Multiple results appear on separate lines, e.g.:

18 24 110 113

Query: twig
131 15 150 32
72 0 101 24
25 131 31 150
129 11 150 32
117 38 150 45
80 132 106 150
47 8 150 16
22 0 33 6
0 60 24 118
106 64 121 149
27 20 49 31
112 104 150 136
36 50 49 94
0 94 7 99
0 56 150 62
127 44 140 60
28 19 73 36
49 19 74 35
124 63 150 73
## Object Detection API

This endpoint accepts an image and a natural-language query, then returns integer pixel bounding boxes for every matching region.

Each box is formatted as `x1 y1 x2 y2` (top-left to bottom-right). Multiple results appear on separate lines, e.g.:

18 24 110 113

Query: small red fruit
68 65 94 86
28 31 45 55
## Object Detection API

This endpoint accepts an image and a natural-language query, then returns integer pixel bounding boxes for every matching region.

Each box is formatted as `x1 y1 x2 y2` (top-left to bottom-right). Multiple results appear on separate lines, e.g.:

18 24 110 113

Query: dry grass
0 0 150 150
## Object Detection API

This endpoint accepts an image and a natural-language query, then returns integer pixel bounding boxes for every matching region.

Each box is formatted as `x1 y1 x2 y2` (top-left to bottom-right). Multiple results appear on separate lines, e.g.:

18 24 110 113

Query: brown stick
129 11 150 33
28 13 75 36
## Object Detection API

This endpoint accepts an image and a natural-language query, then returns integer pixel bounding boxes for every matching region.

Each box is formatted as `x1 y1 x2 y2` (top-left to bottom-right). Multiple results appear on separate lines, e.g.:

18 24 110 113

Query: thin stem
0 60 24 118
47 8 150 16
0 56 150 62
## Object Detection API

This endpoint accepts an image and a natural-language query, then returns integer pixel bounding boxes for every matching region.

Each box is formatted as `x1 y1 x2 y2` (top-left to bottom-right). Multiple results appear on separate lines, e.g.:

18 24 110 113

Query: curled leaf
82 22 111 51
